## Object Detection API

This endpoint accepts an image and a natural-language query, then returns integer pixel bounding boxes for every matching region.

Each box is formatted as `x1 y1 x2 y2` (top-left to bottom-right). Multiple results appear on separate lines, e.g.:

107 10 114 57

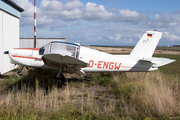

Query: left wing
42 54 88 74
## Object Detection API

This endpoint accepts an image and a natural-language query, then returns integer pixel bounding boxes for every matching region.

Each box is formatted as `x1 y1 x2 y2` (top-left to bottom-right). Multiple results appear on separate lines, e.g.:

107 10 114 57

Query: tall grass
0 70 118 119
0 69 180 119
0 85 118 119
110 72 180 119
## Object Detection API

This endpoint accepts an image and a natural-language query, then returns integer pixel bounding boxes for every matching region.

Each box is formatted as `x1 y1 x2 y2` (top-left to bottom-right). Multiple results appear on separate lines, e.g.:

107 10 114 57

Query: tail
129 31 162 60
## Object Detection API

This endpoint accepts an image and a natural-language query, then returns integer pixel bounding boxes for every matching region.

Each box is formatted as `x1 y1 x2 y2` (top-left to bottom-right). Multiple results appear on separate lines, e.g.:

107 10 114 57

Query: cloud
163 32 180 41
147 14 179 28
37 16 54 27
40 0 84 21
40 0 63 11
58 8 82 21
113 9 148 22
65 0 84 10
84 2 114 21
119 9 139 17
109 34 121 41
40 0 83 11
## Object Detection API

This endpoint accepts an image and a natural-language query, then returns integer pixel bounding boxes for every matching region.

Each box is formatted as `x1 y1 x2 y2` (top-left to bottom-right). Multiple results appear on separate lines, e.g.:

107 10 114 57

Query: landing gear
16 66 24 77
56 72 66 88
16 66 29 77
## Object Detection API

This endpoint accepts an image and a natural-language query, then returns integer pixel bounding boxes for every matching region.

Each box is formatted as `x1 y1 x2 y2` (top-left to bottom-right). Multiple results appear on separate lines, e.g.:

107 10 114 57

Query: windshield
39 41 80 58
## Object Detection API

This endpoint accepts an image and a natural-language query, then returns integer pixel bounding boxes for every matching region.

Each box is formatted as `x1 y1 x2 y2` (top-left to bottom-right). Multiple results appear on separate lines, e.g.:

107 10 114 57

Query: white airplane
4 30 175 79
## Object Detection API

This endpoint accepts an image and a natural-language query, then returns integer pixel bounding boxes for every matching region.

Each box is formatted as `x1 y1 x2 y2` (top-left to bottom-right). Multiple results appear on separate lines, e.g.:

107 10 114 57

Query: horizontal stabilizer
42 54 88 68
140 57 175 68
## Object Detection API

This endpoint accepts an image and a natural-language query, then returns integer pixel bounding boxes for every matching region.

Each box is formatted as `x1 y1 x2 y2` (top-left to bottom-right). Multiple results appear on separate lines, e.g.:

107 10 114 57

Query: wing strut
56 68 62 78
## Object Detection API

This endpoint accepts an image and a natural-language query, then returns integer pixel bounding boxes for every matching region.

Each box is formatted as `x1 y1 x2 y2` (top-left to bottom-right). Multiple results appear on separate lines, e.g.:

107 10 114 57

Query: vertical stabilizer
129 31 162 60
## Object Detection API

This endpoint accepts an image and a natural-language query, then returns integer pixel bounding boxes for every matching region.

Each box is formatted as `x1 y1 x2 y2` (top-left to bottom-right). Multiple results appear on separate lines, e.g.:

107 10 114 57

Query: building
0 0 24 74
20 38 67 48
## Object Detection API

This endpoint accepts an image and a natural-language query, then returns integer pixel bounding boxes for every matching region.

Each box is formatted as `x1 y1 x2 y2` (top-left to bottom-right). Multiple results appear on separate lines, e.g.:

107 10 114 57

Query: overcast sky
12 0 180 46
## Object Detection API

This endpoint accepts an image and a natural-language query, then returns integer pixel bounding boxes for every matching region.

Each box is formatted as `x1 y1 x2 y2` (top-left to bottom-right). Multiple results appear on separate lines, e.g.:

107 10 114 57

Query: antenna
34 0 36 48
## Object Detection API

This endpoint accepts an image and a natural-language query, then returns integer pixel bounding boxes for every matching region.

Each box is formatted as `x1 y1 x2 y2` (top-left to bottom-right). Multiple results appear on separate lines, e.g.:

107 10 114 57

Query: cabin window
50 43 75 57
39 42 80 58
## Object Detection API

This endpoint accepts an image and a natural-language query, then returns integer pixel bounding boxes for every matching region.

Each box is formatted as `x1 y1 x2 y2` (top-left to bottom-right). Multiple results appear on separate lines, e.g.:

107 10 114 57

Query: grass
0 54 179 119
110 71 180 119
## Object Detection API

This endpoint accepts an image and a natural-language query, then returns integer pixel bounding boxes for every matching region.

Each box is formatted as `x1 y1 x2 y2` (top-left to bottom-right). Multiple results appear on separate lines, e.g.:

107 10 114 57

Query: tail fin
129 31 162 60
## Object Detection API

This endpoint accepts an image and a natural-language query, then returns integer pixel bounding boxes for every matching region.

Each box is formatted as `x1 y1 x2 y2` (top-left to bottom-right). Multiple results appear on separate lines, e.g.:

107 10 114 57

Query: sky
12 0 180 46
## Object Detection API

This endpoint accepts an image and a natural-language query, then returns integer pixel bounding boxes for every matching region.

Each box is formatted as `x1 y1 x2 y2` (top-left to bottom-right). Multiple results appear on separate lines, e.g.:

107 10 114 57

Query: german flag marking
147 34 152 38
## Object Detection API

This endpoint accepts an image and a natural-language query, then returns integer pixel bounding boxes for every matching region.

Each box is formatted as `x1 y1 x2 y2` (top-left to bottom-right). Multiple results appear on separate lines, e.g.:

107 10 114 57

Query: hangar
0 0 24 74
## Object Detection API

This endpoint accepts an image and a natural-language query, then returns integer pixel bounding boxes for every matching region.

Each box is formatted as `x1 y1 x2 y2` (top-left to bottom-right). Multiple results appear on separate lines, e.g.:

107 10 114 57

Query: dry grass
0 71 180 119
0 78 117 119
111 72 180 118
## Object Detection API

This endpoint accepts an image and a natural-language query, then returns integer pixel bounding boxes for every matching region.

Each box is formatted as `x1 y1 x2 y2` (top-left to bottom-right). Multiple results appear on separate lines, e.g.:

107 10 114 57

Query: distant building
0 0 24 74
20 38 67 48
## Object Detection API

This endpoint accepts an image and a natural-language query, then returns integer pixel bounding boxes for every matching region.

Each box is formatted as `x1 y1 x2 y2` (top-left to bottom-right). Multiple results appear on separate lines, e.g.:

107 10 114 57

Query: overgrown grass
0 71 120 119
1 71 180 119
0 86 118 120
110 72 180 119
85 72 111 87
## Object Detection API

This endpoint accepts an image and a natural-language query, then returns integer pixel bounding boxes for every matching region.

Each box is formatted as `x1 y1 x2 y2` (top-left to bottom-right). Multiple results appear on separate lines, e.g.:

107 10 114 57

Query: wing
42 54 88 74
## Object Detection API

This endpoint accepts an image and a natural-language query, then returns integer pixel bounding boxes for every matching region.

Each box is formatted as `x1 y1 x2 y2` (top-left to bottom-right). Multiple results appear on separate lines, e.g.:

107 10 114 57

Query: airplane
4 30 175 83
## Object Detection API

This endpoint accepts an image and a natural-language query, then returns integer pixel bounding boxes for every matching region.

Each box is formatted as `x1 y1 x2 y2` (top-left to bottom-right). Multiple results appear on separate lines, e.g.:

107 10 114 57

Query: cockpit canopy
39 41 80 58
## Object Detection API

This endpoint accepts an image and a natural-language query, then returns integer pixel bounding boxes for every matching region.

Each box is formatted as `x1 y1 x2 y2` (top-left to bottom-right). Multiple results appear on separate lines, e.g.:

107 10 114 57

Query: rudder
129 31 162 60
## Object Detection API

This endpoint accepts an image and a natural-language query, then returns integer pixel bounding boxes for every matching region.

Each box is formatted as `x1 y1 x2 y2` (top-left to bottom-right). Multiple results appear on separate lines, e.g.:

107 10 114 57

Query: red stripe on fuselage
11 55 41 60
13 48 39 51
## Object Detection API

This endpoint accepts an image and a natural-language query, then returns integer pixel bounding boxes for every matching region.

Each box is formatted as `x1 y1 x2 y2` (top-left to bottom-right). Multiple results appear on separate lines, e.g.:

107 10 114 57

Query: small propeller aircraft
4 30 175 81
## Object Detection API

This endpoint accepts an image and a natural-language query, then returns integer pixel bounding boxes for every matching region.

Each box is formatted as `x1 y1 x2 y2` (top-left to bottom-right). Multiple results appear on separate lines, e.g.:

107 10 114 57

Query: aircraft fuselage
8 46 157 73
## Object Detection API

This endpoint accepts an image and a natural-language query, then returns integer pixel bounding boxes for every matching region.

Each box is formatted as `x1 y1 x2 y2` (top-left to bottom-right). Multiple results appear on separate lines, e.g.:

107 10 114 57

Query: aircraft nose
4 51 9 54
